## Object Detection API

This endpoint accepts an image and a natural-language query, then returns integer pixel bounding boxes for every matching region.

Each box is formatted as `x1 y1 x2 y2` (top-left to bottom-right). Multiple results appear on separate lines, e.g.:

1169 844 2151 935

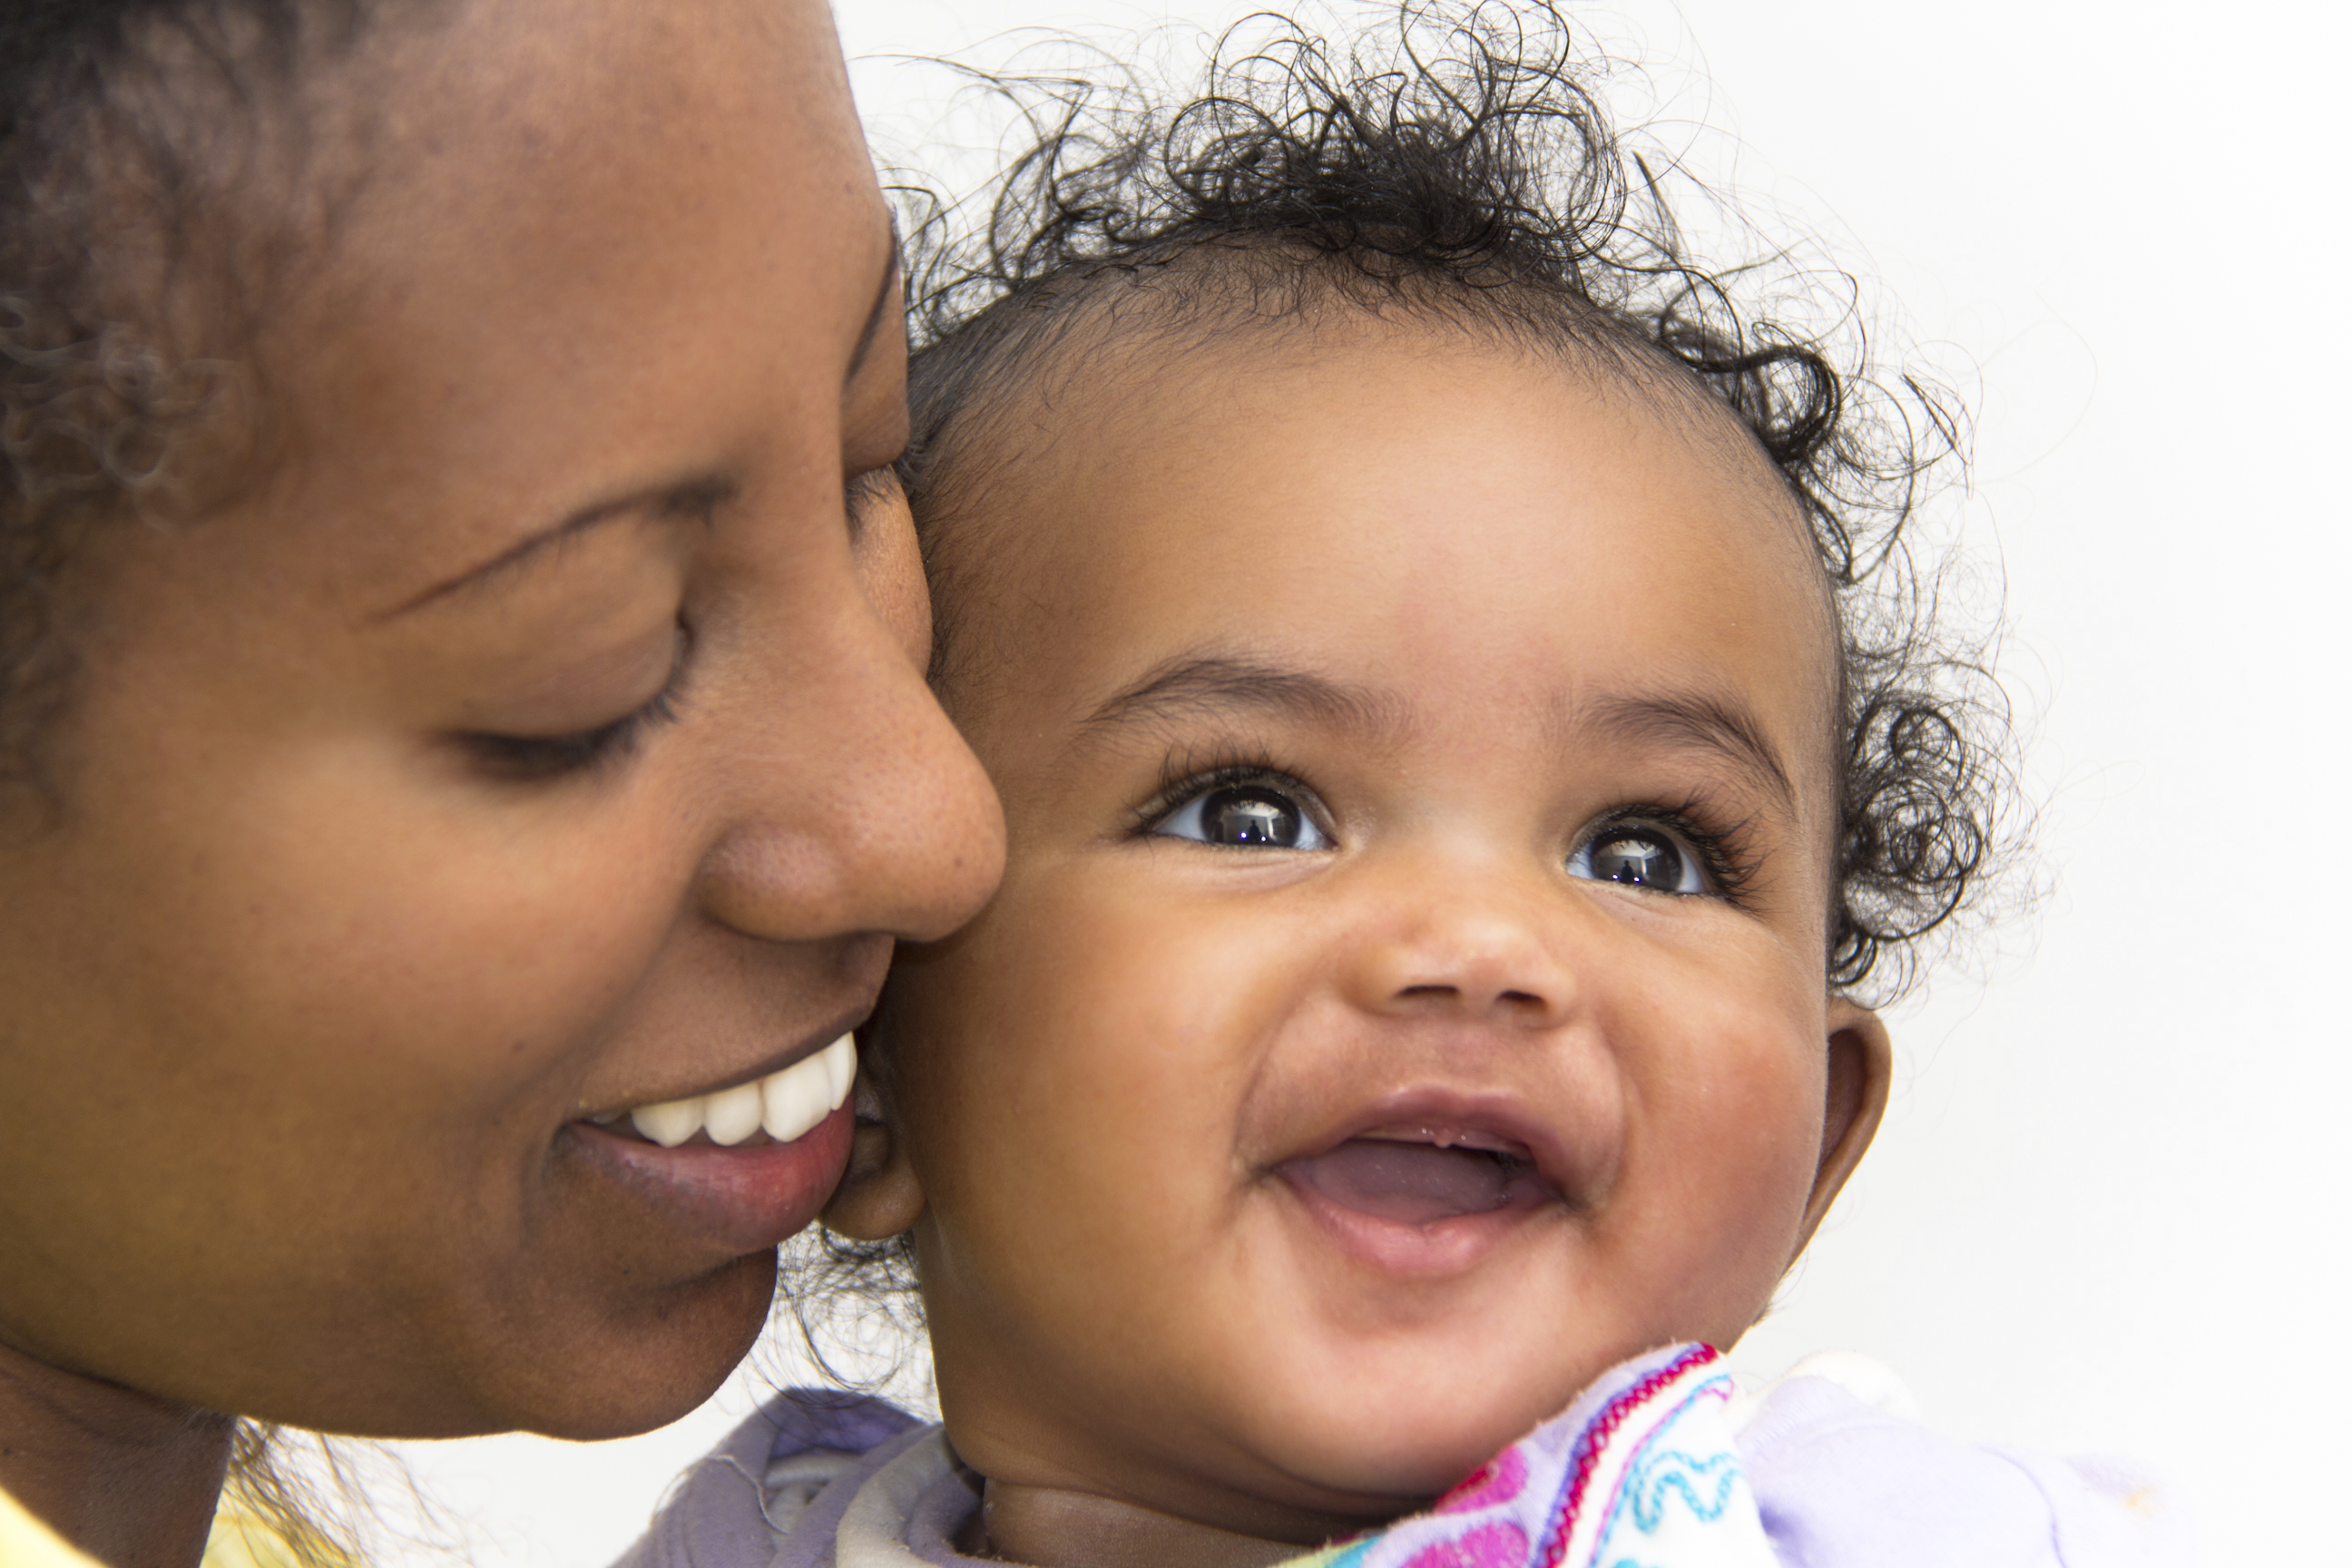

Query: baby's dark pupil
1204 786 1301 847
1591 828 1681 888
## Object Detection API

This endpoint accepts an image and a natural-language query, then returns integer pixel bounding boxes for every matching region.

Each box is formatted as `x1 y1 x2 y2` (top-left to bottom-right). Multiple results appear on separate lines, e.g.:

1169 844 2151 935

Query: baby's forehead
920 304 1842 795
927 302 1831 677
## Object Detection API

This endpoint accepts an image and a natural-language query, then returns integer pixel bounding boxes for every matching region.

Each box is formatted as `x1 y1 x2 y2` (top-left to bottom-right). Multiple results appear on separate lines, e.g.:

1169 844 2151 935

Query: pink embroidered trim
1534 1344 1720 1568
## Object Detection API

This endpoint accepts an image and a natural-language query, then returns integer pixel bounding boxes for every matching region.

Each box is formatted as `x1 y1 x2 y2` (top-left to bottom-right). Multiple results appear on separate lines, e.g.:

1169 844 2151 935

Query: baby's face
874 318 1883 1539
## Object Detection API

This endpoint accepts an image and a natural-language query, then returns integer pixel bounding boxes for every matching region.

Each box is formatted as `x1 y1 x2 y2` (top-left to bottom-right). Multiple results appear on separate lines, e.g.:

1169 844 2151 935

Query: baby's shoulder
610 1387 937 1568
1728 1352 2192 1568
1290 1346 2190 1568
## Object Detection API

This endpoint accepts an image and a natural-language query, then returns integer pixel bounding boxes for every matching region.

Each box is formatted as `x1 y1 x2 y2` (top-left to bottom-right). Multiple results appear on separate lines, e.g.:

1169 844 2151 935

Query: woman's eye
1152 782 1330 850
844 465 902 532
459 627 691 782
1569 823 1709 895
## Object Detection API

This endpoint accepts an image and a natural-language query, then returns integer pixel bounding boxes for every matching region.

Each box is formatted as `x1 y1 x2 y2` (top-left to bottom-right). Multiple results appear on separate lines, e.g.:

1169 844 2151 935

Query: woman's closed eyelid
453 621 693 782
843 466 903 540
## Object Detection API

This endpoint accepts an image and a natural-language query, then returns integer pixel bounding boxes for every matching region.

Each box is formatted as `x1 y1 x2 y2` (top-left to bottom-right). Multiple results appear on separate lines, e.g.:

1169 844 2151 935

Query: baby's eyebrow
1586 691 1798 814
1081 654 1403 739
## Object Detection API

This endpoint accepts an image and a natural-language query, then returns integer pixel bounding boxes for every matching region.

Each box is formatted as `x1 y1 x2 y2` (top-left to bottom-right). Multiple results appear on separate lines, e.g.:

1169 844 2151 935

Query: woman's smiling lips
563 1032 861 1257
1268 1092 1589 1279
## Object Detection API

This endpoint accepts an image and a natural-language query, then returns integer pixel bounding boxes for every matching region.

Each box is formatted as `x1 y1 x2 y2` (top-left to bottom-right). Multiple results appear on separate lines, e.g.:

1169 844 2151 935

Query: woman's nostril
1397 984 1459 1001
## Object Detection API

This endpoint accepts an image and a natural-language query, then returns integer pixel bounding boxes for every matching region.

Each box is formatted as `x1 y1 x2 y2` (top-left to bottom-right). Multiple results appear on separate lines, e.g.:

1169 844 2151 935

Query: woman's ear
1792 999 1893 1253
822 1081 928 1240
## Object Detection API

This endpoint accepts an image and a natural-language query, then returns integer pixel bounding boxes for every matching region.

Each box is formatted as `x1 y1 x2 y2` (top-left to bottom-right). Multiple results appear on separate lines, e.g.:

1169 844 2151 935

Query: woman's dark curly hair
0 0 384 794
889 0 2013 1005
1 5 391 1557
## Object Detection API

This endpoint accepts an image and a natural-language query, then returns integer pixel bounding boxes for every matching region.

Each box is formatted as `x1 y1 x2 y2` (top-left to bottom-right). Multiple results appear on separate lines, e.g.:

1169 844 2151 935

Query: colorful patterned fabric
613 1347 2193 1568
1279 1344 1776 1568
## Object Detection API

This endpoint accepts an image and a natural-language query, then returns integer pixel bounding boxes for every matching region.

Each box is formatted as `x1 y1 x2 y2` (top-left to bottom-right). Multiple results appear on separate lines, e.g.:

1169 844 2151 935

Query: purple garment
609 1388 931 1568
612 1365 2190 1568
1736 1373 2187 1568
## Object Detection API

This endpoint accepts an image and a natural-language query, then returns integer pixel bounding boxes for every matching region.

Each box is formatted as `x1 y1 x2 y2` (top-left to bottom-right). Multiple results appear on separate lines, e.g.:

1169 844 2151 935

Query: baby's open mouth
1279 1125 1559 1225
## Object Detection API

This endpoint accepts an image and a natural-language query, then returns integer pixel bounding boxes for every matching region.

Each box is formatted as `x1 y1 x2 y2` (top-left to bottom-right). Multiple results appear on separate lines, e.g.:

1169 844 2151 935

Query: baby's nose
1342 887 1576 1029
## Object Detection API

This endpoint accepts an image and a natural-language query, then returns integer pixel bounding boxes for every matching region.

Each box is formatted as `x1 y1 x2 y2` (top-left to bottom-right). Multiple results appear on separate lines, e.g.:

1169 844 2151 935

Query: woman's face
0 0 1002 1439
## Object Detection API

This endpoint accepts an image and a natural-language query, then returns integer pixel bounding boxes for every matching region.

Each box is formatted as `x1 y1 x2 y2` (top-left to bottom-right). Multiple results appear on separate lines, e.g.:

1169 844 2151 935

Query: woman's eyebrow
376 475 736 621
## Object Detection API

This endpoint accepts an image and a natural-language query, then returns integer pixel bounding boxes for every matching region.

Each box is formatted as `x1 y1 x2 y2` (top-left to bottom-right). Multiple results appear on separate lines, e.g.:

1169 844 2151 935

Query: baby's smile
1246 1067 1618 1281
1277 1122 1559 1264
1281 1126 1553 1225
854 309 1884 1544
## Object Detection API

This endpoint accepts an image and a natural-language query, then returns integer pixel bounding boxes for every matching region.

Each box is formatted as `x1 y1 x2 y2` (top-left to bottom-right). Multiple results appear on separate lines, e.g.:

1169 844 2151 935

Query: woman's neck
969 1480 1320 1568
0 1338 234 1568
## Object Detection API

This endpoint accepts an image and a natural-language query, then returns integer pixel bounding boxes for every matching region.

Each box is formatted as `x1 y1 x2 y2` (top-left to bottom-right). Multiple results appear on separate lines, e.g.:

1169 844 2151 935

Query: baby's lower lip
1275 1137 1563 1277
564 1104 853 1257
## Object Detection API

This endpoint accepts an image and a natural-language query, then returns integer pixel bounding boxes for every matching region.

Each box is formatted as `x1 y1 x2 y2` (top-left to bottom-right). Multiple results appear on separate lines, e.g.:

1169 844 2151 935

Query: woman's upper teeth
626 1033 856 1149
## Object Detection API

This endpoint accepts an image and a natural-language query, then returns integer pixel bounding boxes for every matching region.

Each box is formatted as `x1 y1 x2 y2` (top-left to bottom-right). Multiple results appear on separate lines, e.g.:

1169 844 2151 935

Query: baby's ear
822 1074 928 1240
1792 1000 1893 1254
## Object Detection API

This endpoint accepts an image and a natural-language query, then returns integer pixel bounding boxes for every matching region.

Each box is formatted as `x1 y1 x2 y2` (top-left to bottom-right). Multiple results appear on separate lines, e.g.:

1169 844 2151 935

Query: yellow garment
201 1511 326 1568
0 1485 329 1568
0 1485 104 1568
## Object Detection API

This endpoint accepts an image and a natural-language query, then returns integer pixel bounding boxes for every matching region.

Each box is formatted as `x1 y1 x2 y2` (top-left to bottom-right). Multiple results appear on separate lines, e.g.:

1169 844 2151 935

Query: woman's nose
1340 867 1577 1030
694 559 1005 948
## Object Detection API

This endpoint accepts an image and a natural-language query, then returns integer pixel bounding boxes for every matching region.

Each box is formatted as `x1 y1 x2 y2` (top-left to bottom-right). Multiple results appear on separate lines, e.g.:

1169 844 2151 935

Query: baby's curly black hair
888 0 2011 1005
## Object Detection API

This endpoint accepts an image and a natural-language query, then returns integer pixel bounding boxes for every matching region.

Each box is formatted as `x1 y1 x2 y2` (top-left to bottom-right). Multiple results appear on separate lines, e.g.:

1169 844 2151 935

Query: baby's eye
1567 822 1710 896
1152 781 1331 850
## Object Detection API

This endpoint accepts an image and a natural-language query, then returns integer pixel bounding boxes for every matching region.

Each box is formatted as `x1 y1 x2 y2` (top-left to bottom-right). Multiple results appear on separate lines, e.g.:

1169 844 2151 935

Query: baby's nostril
1397 984 1459 1000
1498 989 1544 1007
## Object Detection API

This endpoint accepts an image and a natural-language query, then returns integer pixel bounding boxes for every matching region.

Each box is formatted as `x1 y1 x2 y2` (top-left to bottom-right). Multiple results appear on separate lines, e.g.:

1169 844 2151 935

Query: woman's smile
561 1030 865 1255
566 1110 855 1258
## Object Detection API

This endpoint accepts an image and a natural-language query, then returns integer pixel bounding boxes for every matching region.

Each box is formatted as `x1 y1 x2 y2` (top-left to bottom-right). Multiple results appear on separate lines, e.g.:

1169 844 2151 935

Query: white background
370 3 2352 1563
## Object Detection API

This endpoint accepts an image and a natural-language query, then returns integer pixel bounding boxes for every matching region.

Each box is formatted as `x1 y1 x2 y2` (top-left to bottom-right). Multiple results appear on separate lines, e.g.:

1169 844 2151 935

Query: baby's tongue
1285 1138 1525 1225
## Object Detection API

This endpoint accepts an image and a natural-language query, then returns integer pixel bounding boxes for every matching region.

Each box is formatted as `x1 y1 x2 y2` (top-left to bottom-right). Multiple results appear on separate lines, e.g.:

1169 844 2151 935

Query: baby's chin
1222 1366 1596 1512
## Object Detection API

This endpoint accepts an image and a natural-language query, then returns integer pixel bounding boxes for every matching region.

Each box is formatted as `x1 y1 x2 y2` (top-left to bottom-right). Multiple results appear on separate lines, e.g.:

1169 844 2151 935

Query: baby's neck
968 1479 1314 1568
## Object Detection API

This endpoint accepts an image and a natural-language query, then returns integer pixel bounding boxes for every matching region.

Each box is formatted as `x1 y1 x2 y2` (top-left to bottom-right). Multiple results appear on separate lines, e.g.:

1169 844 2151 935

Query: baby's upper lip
1276 1087 1592 1204
581 1008 867 1120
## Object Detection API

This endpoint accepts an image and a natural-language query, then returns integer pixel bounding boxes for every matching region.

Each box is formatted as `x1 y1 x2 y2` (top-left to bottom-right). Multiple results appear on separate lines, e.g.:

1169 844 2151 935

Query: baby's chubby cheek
891 853 1834 1507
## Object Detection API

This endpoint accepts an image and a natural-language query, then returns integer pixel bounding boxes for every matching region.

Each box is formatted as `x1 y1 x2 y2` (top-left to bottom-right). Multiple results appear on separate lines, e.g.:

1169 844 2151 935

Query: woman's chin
519 1251 781 1441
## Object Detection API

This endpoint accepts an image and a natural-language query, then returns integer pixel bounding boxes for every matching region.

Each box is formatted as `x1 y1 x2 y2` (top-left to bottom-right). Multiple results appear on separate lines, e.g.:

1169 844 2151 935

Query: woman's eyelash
844 465 901 534
459 629 692 783
461 689 683 781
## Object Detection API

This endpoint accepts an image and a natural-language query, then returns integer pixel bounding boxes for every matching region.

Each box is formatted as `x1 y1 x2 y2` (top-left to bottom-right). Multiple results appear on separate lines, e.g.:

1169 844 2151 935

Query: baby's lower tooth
703 1080 764 1146
632 1098 704 1149
762 1055 827 1143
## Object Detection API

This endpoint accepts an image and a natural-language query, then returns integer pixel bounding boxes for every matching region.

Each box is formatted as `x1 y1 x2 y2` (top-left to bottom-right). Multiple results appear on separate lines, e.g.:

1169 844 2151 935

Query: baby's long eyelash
1131 749 1298 834
1589 798 1762 904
